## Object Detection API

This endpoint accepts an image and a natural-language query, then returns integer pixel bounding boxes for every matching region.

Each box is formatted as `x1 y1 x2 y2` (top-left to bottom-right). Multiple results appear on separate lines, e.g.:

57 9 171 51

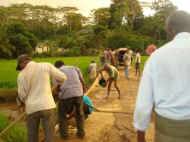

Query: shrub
0 113 9 131
0 113 27 142
62 47 81 57
106 29 155 52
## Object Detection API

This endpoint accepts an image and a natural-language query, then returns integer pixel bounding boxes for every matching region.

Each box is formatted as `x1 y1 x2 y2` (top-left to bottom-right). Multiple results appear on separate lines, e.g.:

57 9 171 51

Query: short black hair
54 60 64 68
167 10 190 34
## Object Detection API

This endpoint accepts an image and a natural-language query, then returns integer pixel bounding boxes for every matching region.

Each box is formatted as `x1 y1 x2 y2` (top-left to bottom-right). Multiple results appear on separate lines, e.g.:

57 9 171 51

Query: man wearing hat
17 54 67 142
134 11 190 142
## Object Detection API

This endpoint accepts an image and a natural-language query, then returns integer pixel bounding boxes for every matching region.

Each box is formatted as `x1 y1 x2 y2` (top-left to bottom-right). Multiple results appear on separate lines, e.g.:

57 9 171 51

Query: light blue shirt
83 95 93 113
134 32 190 131
58 66 83 99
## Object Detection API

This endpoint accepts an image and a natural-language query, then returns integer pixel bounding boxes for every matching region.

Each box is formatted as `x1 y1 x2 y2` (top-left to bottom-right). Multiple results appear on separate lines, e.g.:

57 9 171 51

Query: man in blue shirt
54 60 86 139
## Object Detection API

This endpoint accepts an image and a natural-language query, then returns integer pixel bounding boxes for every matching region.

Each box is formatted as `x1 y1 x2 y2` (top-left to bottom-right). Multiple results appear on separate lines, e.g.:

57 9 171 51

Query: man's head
166 10 190 39
103 63 110 70
16 54 32 71
54 60 64 68
91 60 95 63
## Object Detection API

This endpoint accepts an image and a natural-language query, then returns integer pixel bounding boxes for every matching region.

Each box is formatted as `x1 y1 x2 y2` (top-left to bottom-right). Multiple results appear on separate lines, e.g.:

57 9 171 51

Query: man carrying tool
134 11 190 142
17 54 67 142
54 60 86 139
88 60 97 82
99 63 121 99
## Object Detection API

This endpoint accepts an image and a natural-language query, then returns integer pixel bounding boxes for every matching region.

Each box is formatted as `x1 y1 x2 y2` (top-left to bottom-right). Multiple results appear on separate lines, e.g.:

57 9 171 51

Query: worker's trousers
155 113 190 142
58 96 85 138
125 66 129 79
26 109 56 142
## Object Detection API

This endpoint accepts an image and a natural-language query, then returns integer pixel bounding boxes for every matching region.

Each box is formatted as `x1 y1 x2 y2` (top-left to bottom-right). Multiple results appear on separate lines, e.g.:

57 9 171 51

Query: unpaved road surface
0 69 154 142
55 69 154 142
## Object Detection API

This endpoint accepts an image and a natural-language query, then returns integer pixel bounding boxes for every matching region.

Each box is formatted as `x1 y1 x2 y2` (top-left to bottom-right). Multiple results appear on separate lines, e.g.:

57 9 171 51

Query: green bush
0 113 9 131
0 113 27 142
62 47 81 57
106 29 155 52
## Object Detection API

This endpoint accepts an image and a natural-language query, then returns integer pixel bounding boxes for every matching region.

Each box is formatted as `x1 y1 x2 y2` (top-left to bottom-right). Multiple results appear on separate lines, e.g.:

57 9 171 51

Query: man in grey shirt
54 60 86 139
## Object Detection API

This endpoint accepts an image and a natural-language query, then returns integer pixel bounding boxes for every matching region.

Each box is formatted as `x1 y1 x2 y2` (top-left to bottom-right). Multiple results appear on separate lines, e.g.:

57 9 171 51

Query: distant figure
114 50 119 68
100 55 106 66
129 49 134 64
104 48 111 64
135 51 141 77
54 61 86 139
88 61 97 82
146 44 157 56
99 64 121 99
134 11 190 142
108 49 116 66
17 54 66 142
123 51 131 79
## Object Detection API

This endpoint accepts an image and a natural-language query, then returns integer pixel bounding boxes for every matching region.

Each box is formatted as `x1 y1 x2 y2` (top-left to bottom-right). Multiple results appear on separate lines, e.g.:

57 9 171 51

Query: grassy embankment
0 113 27 142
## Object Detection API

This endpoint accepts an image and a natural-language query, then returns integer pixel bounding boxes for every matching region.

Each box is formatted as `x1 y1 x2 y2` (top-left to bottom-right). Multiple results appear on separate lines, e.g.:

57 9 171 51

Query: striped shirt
17 61 67 114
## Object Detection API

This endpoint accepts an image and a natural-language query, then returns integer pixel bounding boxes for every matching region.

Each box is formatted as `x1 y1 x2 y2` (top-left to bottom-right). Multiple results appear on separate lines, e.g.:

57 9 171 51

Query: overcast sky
1 0 190 16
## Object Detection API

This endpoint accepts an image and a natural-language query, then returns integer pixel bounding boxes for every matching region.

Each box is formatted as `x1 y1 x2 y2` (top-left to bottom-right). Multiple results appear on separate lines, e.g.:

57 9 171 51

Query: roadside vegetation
0 0 176 58
0 56 98 89
0 113 27 142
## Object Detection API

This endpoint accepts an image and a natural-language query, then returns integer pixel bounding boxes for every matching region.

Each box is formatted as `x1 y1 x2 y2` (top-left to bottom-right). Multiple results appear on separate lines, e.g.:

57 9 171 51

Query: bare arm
137 131 146 142
76 68 87 93
17 75 27 103
49 64 67 84
97 68 104 78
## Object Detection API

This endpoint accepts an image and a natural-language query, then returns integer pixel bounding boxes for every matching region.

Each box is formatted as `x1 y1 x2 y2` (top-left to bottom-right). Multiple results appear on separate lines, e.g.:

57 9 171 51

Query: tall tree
65 12 86 32
93 8 111 27
109 0 143 29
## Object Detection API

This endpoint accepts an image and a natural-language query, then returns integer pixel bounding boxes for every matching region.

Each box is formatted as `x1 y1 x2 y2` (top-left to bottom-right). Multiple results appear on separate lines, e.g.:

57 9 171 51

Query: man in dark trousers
17 54 67 142
54 60 86 139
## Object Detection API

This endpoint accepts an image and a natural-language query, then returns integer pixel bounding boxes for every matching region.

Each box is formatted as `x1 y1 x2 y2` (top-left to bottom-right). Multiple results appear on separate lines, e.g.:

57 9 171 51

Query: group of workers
16 56 93 141
15 10 190 142
123 49 142 79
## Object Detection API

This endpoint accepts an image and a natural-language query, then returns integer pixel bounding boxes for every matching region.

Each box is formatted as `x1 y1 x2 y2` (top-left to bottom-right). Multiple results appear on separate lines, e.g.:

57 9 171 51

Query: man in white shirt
17 54 67 142
135 51 141 77
123 51 131 79
134 11 190 142
88 60 97 81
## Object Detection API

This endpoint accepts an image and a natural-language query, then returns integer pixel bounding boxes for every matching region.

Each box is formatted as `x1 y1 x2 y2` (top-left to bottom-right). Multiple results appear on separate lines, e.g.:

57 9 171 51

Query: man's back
135 53 141 63
148 33 190 119
59 66 83 99
18 61 66 114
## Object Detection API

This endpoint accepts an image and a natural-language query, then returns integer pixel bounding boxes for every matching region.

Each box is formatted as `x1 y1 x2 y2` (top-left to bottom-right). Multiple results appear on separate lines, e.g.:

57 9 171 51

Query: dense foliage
0 0 176 58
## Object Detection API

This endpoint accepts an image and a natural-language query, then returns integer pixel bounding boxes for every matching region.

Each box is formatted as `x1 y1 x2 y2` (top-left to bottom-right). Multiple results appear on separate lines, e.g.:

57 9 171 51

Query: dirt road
0 69 154 142
55 69 154 142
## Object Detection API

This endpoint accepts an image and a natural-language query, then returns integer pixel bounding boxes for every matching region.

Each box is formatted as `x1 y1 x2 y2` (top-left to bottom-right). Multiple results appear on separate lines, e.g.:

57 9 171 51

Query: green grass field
0 56 148 89
0 56 98 89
